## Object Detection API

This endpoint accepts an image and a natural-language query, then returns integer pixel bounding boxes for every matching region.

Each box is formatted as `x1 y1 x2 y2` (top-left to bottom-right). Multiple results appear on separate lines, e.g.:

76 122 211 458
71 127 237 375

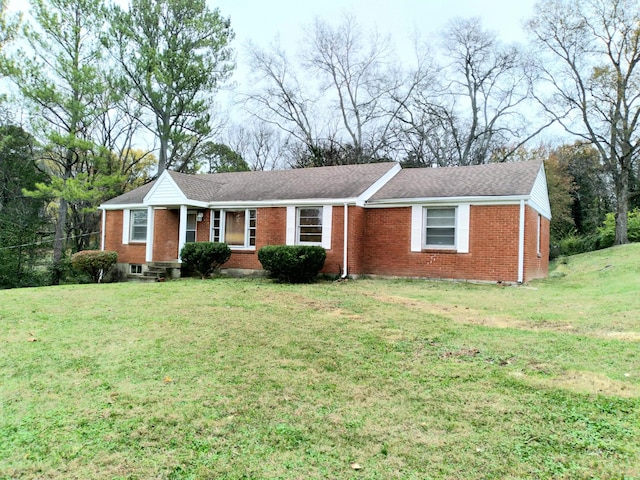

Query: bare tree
528 0 640 244
398 18 548 167
243 15 411 165
226 122 285 171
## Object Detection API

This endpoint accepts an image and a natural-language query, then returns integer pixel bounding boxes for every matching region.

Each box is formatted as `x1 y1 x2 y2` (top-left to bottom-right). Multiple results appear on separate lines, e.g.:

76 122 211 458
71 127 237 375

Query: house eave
365 195 531 207
206 197 360 209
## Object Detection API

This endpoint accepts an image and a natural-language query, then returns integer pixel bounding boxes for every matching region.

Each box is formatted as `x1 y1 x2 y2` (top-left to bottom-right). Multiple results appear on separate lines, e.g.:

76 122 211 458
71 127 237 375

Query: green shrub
70 250 118 283
258 245 326 283
557 233 599 257
598 208 640 248
180 242 231 279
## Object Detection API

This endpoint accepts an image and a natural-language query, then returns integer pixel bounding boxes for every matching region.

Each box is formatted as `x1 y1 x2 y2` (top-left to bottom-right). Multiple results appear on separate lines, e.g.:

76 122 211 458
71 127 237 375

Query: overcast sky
216 0 536 52
213 0 539 117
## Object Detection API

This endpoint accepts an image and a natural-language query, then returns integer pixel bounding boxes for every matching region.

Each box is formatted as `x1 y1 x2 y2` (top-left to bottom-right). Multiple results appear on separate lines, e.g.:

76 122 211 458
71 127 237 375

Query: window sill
421 248 458 254
230 247 256 254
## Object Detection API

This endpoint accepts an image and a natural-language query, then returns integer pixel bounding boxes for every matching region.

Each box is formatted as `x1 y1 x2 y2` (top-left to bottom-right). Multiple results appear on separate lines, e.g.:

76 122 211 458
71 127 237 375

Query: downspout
100 209 106 251
342 203 349 278
517 199 525 284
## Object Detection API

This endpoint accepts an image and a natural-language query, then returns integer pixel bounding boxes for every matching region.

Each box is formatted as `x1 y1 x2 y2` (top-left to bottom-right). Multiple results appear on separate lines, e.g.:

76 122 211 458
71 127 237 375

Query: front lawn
1 245 638 479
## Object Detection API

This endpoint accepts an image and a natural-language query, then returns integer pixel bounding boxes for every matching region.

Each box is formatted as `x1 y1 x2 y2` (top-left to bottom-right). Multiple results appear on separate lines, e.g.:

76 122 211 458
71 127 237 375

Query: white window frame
286 206 332 249
186 211 197 243
129 209 148 243
411 204 469 253
296 207 324 245
210 209 257 250
423 207 457 249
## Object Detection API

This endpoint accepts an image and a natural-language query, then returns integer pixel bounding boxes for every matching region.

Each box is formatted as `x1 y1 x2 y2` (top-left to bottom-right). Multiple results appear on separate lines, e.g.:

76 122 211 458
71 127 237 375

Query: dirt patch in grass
367 293 628 337
512 370 640 398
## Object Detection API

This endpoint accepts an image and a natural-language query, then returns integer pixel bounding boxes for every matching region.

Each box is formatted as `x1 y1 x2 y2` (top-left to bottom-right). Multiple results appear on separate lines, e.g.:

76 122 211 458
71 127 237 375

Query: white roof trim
355 163 402 206
206 197 361 208
100 203 145 210
365 195 530 208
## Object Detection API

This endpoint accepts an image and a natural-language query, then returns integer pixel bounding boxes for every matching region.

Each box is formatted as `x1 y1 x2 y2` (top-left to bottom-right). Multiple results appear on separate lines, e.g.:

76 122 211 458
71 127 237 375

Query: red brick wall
104 203 549 282
196 210 210 242
523 206 550 282
223 207 286 270
361 205 525 282
347 206 367 275
153 209 180 261
103 210 146 264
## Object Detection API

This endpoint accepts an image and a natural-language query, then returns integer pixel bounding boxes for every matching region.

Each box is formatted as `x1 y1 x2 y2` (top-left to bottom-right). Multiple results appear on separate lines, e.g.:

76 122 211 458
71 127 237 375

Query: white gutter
100 209 106 251
342 203 349 278
366 194 530 207
517 199 525 283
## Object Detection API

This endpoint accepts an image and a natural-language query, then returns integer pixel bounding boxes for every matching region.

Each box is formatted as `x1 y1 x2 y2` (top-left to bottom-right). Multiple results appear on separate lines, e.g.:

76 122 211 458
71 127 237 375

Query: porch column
145 206 155 262
178 205 188 261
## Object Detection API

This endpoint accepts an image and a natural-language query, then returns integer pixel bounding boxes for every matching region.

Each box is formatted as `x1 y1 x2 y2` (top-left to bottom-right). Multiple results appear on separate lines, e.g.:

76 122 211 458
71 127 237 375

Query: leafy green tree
8 0 113 283
0 125 49 289
552 142 611 236
200 142 249 173
109 0 235 175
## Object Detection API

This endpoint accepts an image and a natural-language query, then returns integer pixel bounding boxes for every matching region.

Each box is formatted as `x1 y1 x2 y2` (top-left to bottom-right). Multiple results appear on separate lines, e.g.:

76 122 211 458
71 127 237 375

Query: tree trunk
614 169 629 245
52 197 68 285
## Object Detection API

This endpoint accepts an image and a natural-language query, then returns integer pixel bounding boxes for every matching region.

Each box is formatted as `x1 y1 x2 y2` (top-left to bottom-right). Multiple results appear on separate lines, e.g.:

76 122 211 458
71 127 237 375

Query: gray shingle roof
369 160 543 201
104 162 398 205
102 181 155 205
101 160 543 207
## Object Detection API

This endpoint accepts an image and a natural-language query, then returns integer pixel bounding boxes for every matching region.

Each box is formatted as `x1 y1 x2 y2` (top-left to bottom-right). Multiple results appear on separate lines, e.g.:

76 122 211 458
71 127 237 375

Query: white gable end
144 171 188 206
528 164 552 220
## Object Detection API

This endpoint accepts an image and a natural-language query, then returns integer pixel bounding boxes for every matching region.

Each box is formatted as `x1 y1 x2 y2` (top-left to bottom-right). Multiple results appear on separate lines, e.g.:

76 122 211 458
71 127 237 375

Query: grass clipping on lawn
1 244 639 479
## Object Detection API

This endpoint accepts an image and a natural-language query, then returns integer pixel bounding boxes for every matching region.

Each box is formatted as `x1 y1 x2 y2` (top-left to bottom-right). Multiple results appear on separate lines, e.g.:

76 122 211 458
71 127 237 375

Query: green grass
1 244 639 479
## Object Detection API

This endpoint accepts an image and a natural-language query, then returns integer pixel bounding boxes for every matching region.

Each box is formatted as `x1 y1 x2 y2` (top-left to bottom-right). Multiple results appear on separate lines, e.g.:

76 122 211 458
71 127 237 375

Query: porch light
196 212 204 222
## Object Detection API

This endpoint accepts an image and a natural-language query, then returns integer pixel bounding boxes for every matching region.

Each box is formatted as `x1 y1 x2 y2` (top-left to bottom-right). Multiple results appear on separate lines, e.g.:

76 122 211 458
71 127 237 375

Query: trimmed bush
70 250 118 283
258 245 326 283
180 242 231 279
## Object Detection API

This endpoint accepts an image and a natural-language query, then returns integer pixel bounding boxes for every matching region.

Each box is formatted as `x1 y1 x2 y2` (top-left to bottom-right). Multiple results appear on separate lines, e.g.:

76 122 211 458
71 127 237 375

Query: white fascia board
100 203 146 211
148 200 209 208
365 195 530 208
355 163 402 206
207 198 359 209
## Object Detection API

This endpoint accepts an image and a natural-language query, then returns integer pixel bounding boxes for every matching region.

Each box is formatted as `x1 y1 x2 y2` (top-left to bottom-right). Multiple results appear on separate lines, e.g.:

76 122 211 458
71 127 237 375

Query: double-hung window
411 204 469 253
211 209 256 249
424 207 456 248
297 207 323 244
186 212 197 243
130 209 148 242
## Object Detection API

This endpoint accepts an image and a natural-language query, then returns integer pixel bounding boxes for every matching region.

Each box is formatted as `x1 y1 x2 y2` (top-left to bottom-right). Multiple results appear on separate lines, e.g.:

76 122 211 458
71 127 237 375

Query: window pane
225 211 245 245
131 210 147 241
425 208 455 247
298 207 323 244
426 228 455 245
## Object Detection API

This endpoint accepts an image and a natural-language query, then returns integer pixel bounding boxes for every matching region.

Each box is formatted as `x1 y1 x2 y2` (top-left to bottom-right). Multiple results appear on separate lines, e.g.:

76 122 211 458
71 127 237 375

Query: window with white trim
424 207 456 248
297 207 323 244
130 209 148 242
211 209 256 248
186 212 197 243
